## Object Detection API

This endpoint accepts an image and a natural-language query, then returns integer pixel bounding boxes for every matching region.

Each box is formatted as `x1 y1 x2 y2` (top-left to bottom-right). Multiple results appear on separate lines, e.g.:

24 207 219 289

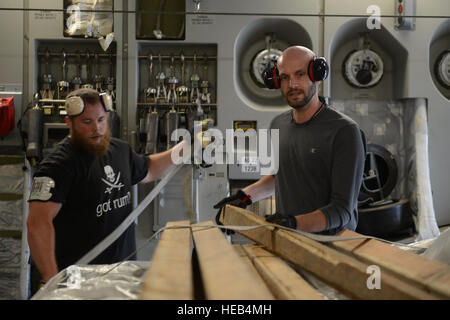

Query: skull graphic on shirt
104 165 115 182
102 165 124 194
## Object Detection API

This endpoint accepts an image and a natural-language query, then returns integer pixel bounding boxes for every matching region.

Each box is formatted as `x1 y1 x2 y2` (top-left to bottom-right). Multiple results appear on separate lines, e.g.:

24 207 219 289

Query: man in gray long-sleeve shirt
269 96 365 234
214 46 366 235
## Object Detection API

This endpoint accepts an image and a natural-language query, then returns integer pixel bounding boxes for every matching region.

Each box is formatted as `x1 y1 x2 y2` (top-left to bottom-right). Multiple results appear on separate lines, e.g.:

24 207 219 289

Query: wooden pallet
220 205 450 300
140 220 325 300
139 206 450 300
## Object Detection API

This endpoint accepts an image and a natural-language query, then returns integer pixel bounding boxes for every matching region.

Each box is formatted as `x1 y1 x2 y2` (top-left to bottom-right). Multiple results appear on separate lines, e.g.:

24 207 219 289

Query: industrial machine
357 143 414 238
327 16 438 240
343 33 384 88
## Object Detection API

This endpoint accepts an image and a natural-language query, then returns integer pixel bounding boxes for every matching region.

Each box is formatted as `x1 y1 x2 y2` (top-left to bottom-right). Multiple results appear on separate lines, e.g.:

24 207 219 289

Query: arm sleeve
28 159 74 204
319 124 366 230
129 146 149 185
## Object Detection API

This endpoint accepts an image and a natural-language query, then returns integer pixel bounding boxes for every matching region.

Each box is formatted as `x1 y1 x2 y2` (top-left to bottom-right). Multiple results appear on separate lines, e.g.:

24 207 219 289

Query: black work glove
213 189 252 210
214 190 252 235
265 212 297 229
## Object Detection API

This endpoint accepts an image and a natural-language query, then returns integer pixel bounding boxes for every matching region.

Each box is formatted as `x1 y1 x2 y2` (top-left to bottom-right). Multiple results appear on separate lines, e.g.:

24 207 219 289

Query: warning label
190 15 215 25
33 11 57 21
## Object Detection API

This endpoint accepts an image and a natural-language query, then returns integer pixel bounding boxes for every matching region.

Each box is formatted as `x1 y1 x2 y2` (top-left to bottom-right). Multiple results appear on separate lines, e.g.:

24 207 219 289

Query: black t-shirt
270 101 366 235
29 137 149 270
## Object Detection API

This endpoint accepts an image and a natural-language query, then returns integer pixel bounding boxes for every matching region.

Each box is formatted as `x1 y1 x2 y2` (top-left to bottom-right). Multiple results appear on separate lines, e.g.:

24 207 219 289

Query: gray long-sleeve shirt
270 101 366 235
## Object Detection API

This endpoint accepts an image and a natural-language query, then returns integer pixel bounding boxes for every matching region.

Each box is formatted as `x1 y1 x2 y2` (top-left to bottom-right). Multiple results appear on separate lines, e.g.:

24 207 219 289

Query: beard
285 82 316 110
70 124 111 157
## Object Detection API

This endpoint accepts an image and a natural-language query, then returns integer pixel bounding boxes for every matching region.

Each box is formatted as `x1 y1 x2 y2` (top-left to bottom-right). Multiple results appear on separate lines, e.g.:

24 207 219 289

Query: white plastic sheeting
30 231 448 300
32 261 149 300
406 99 440 240
422 228 450 264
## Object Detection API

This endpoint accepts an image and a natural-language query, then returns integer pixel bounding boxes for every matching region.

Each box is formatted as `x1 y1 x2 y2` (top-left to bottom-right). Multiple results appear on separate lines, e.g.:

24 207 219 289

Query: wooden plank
232 244 268 284
221 205 441 299
233 244 263 276
426 270 450 298
139 220 193 300
241 244 324 300
331 230 450 298
191 221 274 300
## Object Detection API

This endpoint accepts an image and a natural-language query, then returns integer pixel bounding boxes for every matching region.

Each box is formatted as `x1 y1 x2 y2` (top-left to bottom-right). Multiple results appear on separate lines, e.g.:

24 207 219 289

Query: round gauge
250 48 283 87
343 49 384 88
435 50 450 89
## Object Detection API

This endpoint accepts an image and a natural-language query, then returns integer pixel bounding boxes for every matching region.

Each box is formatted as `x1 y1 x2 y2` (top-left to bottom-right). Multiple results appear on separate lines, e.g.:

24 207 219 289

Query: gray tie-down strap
76 164 184 265
215 207 424 247
217 224 381 243
92 217 425 279
160 223 387 245
142 222 422 250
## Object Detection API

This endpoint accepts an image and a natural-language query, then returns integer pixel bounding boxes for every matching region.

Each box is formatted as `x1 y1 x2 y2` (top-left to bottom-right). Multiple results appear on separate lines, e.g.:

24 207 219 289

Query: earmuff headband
262 56 329 89
65 92 113 117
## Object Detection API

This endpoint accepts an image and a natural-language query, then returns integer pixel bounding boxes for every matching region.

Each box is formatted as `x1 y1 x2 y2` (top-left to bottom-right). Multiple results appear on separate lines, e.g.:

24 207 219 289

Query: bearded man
214 46 366 235
27 88 186 292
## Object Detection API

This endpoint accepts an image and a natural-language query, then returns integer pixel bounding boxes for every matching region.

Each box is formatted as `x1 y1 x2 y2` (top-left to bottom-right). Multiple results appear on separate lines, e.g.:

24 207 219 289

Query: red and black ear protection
262 56 329 89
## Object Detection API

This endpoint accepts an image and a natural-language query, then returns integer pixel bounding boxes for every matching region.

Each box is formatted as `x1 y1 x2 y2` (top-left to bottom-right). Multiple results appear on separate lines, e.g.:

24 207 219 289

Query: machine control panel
394 0 416 30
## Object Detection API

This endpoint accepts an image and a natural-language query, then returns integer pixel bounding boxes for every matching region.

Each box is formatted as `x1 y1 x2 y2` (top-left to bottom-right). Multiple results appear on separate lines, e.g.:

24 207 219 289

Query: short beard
287 83 316 110
70 124 111 157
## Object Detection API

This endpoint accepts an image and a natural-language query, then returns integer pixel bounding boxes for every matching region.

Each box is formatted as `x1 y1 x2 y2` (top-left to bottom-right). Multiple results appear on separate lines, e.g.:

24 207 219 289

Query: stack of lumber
139 205 450 300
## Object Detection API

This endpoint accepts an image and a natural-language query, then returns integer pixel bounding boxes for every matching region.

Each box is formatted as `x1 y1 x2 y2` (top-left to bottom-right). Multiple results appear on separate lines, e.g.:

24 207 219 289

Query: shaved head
277 46 315 70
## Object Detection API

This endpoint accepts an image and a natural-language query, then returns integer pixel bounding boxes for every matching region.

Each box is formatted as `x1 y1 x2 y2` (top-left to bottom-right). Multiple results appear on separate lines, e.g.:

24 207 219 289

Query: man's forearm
27 221 59 282
143 141 187 182
242 175 275 202
295 209 327 232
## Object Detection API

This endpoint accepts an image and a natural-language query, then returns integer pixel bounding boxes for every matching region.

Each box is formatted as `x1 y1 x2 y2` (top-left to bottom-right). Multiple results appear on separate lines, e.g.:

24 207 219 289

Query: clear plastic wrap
422 227 450 264
31 261 149 300
29 237 446 300
0 200 22 230
0 164 23 194
404 99 440 240
0 237 21 266
0 238 21 300
0 267 21 300
65 0 113 38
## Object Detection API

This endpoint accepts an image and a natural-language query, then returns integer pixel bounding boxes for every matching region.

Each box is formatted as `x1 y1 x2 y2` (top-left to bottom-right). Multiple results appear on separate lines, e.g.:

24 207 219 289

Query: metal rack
137 55 217 60
36 44 118 102
134 44 218 155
